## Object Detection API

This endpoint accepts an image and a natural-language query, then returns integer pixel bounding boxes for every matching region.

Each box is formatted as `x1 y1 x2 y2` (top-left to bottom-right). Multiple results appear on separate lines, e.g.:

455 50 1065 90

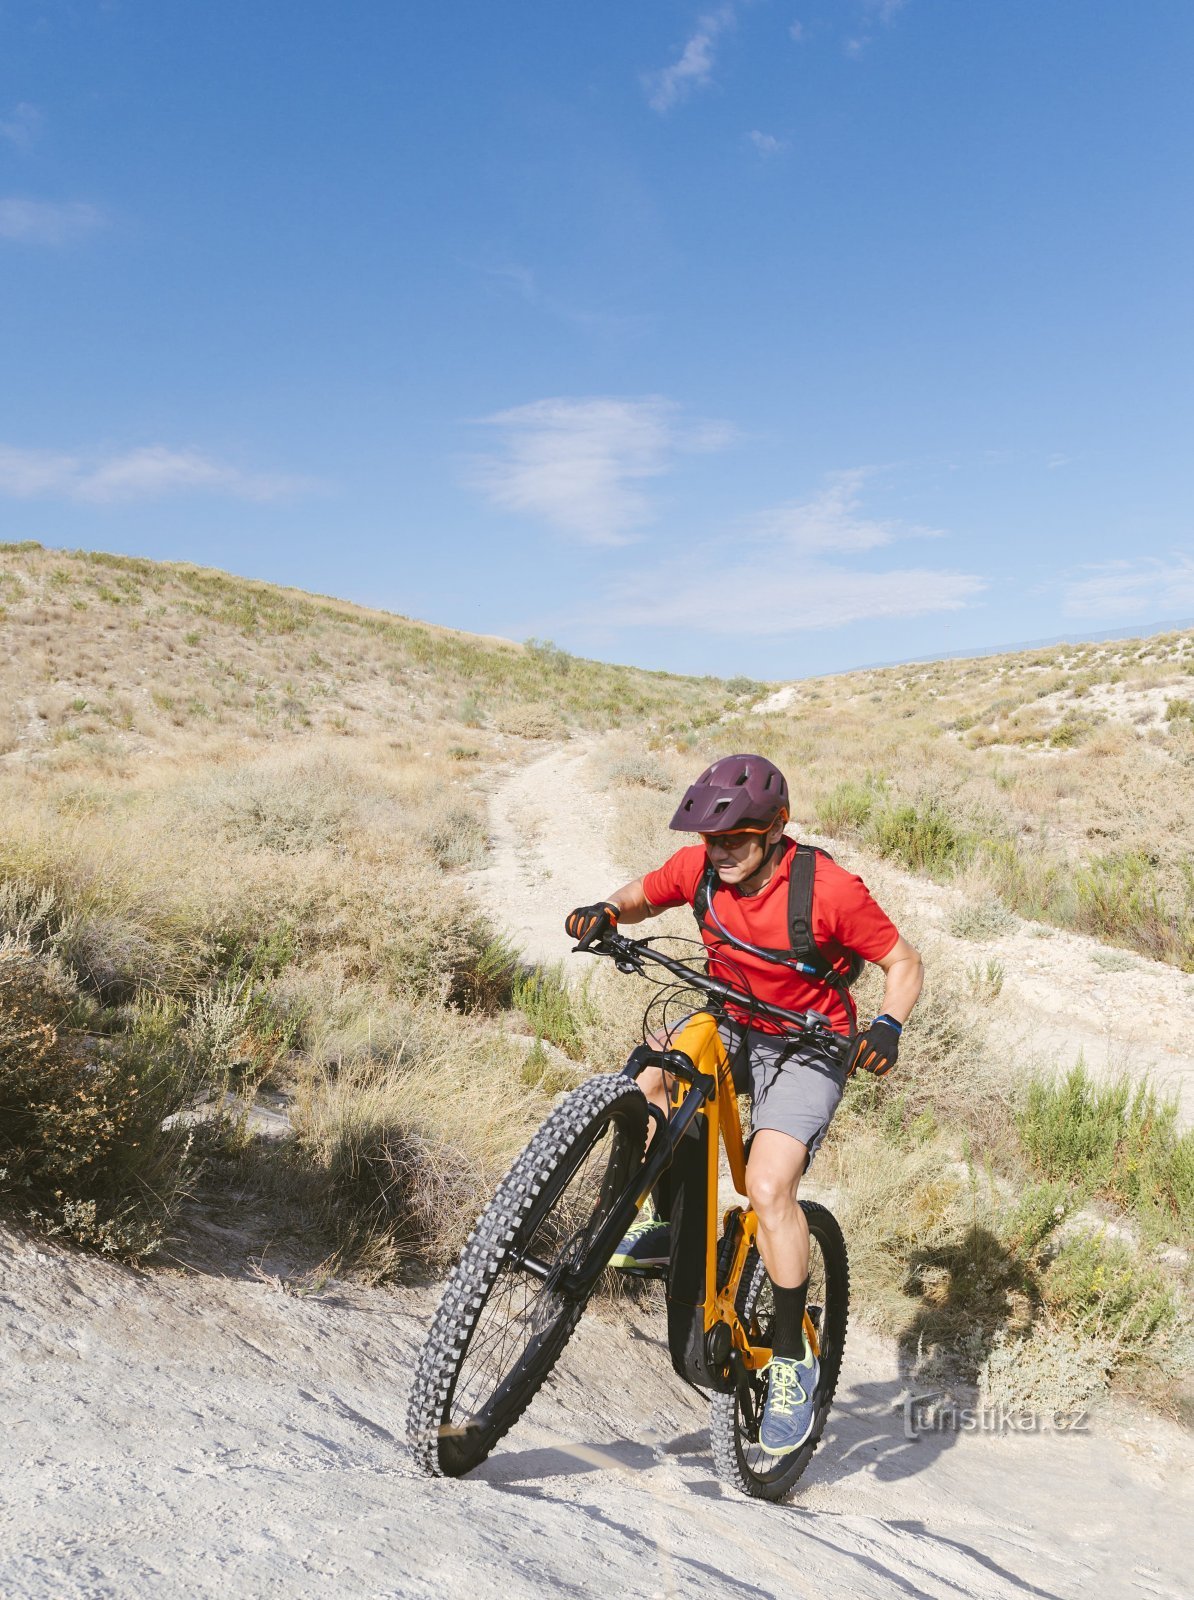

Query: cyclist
565 753 923 1458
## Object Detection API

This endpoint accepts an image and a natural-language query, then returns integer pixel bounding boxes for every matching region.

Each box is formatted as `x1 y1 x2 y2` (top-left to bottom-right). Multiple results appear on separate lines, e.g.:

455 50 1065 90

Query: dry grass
720 632 1194 968
0 544 747 1275
2 542 1190 1408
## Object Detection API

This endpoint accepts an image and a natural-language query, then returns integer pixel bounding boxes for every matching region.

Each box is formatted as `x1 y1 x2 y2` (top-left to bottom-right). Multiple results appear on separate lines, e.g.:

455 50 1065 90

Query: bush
949 897 1016 941
865 797 972 876
1018 1063 1194 1243
1042 1230 1177 1354
287 1009 556 1278
425 803 488 870
382 887 519 1012
1072 853 1194 969
0 941 200 1258
498 704 564 740
512 963 596 1059
816 778 878 836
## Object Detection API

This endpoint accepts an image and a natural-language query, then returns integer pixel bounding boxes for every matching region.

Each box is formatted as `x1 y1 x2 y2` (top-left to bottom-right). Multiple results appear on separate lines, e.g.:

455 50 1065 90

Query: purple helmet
669 753 790 834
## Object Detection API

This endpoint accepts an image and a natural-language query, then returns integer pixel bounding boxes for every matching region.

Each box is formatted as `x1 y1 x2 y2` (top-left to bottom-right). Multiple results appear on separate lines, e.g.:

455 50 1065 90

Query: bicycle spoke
447 1121 619 1431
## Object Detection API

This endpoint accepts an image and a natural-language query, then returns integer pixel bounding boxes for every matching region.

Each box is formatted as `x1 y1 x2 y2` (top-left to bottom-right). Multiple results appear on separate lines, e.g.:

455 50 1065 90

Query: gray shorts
719 1019 847 1165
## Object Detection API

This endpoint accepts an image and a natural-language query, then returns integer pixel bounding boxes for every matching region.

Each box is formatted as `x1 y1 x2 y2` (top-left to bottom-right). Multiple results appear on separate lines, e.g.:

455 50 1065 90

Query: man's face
701 822 780 885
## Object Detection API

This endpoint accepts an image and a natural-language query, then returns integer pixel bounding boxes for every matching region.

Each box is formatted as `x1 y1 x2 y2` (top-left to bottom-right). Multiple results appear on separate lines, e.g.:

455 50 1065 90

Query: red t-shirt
641 839 899 1035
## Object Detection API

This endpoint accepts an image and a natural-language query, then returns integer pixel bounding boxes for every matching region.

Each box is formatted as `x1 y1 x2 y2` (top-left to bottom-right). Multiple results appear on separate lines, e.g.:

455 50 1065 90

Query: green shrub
1018 1063 1194 1243
816 777 879 836
1073 853 1194 969
1042 1230 1177 1352
865 797 972 876
512 963 597 1060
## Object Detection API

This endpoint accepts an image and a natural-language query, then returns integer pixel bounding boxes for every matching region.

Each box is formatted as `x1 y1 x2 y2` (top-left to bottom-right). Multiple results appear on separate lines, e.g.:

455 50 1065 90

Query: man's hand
565 902 620 943
847 1016 901 1078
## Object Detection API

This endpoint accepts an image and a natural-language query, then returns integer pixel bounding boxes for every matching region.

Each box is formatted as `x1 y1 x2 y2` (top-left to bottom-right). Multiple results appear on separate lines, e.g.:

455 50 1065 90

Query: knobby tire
710 1198 849 1500
407 1072 649 1478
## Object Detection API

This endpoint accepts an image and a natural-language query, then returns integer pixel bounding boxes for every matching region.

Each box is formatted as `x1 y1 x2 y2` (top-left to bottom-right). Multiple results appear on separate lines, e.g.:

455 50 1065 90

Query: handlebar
572 929 852 1064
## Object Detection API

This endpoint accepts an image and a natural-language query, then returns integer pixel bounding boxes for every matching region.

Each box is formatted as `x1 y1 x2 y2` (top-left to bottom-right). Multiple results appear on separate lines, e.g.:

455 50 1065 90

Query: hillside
1 542 1192 1597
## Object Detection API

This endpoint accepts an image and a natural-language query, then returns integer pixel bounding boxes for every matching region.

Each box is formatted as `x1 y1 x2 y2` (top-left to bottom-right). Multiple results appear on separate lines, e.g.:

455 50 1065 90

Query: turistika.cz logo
897 1392 1090 1440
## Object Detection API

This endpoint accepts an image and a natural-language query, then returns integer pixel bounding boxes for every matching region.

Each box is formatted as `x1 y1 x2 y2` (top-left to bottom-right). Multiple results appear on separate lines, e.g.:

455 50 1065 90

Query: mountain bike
406 929 850 1501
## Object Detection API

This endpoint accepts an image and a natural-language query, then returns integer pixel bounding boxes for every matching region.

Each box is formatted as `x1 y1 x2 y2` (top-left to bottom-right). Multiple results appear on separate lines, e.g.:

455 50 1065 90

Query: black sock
770 1277 809 1360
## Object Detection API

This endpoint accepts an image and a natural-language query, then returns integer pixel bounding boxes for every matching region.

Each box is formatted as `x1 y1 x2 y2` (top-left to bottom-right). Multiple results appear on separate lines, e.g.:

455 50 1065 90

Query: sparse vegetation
1 544 1190 1415
1018 1063 1194 1243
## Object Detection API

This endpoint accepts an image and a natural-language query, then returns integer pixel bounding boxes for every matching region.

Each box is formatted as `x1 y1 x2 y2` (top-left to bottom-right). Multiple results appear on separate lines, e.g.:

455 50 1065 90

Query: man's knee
636 1063 669 1103
746 1164 800 1221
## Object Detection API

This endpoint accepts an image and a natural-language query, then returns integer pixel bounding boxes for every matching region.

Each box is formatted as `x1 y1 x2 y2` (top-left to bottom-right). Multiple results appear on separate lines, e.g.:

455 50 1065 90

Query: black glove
847 1015 902 1078
564 901 620 943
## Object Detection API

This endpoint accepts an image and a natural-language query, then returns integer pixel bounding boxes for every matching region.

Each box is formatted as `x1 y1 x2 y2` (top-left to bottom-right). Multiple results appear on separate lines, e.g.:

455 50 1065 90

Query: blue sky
2 0 1192 678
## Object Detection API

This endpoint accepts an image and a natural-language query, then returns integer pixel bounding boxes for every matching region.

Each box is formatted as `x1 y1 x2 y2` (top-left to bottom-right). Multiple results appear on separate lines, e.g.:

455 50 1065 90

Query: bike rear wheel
407 1072 649 1477
709 1198 849 1500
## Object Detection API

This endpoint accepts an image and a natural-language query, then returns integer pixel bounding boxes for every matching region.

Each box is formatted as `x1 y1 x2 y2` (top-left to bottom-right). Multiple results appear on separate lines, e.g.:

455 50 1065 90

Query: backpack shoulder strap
786 843 820 962
693 860 718 927
788 844 864 991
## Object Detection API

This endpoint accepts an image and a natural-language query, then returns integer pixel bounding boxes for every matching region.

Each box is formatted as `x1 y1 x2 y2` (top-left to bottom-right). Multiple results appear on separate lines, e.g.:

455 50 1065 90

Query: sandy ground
2 1225 1190 1600
466 738 624 970
3 736 1193 1599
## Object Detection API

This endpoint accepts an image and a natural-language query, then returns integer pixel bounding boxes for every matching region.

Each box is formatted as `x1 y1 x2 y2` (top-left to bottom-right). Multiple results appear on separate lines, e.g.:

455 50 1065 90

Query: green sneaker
608 1199 670 1272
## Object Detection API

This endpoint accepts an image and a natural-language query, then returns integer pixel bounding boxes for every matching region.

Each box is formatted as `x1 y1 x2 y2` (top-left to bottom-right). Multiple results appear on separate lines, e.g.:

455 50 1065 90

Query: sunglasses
699 824 772 849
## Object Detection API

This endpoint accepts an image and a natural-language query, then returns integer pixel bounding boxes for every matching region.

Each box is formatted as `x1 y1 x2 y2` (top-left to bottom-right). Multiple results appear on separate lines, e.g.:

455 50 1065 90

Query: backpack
692 842 862 1026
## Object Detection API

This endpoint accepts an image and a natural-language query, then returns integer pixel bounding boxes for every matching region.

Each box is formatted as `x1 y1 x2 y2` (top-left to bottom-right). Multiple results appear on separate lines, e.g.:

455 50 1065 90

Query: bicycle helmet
669 753 790 834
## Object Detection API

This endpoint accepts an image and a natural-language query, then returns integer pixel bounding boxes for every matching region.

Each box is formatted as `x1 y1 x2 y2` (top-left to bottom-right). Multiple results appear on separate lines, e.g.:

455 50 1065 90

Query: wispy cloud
0 198 105 245
748 130 787 156
609 468 983 635
0 444 315 503
0 102 42 148
741 469 944 554
612 564 985 635
644 5 736 114
846 0 910 57
475 258 649 336
469 396 733 546
1063 555 1194 621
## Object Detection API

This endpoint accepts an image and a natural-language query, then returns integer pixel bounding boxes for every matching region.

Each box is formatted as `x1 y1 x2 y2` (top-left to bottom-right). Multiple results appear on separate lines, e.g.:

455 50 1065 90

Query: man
565 753 923 1457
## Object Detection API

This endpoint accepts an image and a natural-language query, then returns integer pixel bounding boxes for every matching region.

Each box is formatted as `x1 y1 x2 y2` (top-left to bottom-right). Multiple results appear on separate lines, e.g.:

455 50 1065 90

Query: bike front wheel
710 1198 849 1500
407 1072 649 1478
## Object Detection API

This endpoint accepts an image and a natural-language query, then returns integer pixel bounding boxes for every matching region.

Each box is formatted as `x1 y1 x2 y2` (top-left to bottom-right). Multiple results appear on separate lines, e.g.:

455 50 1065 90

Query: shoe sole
757 1417 817 1456
608 1254 670 1271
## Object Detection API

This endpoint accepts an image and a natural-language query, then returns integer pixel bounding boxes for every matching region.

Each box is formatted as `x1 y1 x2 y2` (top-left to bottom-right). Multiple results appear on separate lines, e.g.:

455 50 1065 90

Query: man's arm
873 934 924 1024
604 878 661 926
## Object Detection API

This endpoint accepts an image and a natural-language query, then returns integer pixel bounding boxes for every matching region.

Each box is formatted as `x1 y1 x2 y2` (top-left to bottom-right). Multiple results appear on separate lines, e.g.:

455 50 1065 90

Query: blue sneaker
608 1198 670 1272
758 1340 819 1456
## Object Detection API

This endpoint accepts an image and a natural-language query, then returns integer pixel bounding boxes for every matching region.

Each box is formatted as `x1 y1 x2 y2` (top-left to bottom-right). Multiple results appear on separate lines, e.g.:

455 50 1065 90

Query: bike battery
664 1109 732 1392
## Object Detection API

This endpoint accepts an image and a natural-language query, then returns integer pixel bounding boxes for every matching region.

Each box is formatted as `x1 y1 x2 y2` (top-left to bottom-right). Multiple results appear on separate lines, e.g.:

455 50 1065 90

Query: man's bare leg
745 1129 810 1288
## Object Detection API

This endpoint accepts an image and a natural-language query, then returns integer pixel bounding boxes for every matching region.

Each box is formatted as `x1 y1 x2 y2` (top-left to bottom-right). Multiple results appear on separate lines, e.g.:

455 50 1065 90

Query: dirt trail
466 739 623 969
4 739 1193 1599
2 1225 1190 1600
